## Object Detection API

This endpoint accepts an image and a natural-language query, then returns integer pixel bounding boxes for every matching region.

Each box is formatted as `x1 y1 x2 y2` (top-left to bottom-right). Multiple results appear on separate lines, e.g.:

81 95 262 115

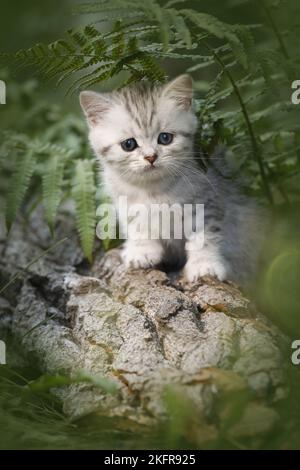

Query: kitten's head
80 75 198 187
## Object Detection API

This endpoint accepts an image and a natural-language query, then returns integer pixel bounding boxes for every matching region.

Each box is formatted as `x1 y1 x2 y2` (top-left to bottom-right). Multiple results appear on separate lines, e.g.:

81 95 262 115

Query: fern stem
205 43 274 204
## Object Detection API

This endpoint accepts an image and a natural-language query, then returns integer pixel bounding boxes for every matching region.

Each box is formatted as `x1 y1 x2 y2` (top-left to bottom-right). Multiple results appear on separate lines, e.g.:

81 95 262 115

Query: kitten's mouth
144 164 158 171
132 164 164 180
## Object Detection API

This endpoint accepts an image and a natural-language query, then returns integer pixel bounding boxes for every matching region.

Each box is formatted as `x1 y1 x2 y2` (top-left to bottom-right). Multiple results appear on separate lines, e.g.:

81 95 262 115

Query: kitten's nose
144 154 157 165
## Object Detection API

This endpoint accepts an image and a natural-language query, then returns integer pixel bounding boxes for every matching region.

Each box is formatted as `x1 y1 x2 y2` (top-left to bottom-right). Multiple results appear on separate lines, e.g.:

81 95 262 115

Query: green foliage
2 0 248 94
257 204 300 337
0 84 98 259
1 0 300 259
42 150 66 234
73 159 97 263
5 148 36 231
2 342 300 450
27 370 117 395
0 350 123 450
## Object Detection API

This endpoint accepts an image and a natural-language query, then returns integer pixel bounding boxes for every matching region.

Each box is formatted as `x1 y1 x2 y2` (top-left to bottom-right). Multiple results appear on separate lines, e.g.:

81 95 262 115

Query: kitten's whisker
163 156 199 184
181 164 218 194
169 160 218 195
165 166 181 186
167 163 197 194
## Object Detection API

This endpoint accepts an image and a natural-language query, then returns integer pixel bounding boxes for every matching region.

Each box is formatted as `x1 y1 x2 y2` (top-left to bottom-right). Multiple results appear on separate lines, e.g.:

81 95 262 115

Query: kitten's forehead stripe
115 83 161 131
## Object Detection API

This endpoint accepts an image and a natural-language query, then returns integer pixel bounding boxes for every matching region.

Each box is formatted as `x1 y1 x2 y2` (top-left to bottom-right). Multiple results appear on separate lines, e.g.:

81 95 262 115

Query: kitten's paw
184 255 230 282
122 244 163 269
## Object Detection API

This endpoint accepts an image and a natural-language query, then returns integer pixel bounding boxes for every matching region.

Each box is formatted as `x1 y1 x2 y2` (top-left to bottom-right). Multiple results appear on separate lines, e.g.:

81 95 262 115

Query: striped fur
80 75 266 285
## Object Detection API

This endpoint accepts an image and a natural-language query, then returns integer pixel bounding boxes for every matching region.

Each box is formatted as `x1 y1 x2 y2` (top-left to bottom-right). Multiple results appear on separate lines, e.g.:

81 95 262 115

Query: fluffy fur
80 75 266 284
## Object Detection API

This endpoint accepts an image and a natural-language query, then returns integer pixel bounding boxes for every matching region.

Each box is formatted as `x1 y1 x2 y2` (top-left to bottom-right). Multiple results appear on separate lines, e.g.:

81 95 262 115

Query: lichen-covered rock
0 206 289 440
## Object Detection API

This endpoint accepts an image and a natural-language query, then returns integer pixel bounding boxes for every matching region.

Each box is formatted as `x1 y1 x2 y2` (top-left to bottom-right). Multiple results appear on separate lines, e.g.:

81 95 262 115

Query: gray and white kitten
80 75 265 285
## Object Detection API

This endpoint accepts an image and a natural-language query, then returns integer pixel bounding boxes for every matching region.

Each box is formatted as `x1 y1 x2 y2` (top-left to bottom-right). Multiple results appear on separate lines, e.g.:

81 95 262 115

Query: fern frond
250 101 291 124
166 8 192 48
73 160 96 263
66 62 113 95
5 150 36 231
137 53 166 82
181 9 240 44
74 1 141 16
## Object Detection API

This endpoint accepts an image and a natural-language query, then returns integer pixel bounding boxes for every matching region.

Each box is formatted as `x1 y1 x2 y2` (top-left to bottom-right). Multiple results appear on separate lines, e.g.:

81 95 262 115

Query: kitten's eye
121 138 138 152
158 132 173 145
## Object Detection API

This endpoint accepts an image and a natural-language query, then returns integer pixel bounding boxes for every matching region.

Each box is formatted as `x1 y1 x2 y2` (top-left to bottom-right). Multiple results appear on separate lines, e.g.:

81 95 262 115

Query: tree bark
0 205 288 441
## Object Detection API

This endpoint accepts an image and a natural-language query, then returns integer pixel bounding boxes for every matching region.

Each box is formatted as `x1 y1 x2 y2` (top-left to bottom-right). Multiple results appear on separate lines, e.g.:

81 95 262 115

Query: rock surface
0 206 288 440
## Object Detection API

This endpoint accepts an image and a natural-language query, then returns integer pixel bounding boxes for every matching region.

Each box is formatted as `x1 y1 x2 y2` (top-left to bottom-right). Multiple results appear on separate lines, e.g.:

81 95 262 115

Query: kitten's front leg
122 239 164 269
184 232 231 282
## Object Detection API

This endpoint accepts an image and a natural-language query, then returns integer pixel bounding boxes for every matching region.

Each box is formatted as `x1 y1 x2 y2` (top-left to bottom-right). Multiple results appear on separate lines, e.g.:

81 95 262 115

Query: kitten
80 75 266 285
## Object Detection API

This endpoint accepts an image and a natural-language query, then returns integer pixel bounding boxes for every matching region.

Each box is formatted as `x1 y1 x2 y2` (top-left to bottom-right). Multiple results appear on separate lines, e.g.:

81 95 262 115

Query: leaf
5 150 36 231
229 38 248 69
42 152 66 234
72 160 96 263
181 9 240 44
76 370 118 394
101 237 122 252
167 9 192 48
26 370 117 395
111 21 126 60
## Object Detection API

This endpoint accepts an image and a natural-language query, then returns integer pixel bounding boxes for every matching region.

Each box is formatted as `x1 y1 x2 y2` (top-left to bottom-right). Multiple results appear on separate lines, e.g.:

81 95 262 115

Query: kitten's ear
162 75 193 110
79 91 111 127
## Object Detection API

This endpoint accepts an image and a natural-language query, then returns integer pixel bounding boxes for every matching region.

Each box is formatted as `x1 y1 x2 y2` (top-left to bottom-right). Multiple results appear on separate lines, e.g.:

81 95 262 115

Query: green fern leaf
68 66 112 95
167 9 192 48
137 53 166 82
42 153 66 234
74 1 140 17
5 150 36 231
111 21 126 60
73 160 96 263
66 61 113 94
181 9 240 44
